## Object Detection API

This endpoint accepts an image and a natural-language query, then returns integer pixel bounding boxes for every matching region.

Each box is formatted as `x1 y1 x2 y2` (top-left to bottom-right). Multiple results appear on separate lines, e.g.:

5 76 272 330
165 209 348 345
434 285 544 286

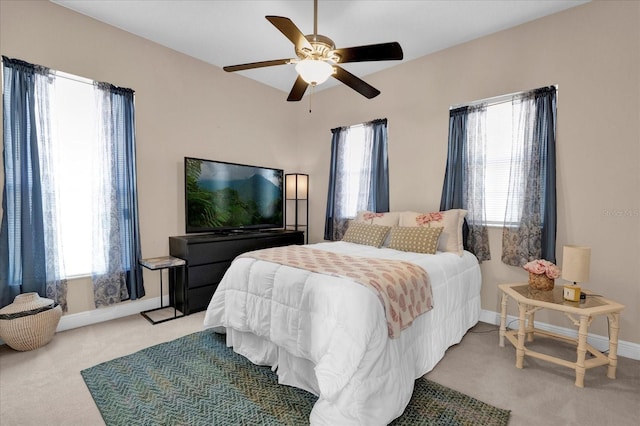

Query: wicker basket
528 272 554 291
0 293 62 351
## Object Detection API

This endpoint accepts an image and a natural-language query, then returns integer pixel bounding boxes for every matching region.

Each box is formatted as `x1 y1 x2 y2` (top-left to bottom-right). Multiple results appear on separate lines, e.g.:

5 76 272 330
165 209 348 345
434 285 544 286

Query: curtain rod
331 118 386 132
450 90 520 109
450 85 558 109
54 70 94 87
2 56 92 87
1 57 132 92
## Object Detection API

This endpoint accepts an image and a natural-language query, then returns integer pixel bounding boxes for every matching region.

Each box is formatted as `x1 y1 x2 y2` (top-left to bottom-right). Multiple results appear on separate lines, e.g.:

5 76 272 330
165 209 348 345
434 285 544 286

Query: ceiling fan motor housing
298 34 339 63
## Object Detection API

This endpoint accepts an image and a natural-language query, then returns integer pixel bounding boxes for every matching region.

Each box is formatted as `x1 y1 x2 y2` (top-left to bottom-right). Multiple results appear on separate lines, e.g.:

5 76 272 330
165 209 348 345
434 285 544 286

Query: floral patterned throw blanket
239 245 433 338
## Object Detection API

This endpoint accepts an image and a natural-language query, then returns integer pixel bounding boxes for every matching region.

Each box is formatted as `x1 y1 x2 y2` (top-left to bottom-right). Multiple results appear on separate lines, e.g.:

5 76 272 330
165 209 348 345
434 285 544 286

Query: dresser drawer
188 262 231 288
186 285 218 314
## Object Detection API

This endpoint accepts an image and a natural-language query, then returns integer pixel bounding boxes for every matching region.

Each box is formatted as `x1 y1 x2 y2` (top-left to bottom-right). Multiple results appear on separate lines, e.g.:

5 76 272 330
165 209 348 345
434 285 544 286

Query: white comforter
204 241 481 425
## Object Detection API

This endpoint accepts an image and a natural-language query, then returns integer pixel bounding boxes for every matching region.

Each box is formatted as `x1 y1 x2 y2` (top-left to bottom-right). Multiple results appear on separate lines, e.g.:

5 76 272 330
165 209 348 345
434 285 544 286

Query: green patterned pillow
398 209 467 255
342 222 391 248
388 226 443 254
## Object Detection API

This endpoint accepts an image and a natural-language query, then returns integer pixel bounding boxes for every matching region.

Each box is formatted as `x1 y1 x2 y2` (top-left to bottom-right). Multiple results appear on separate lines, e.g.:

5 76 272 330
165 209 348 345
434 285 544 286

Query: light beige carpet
1 312 638 425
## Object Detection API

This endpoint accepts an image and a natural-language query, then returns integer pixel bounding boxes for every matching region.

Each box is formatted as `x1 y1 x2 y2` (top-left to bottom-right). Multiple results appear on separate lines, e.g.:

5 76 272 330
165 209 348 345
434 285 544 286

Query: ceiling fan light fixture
295 59 333 85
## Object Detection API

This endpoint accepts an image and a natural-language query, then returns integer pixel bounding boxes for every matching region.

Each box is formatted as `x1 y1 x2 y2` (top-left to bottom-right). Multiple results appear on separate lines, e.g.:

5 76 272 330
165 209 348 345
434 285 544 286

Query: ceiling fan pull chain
309 84 314 113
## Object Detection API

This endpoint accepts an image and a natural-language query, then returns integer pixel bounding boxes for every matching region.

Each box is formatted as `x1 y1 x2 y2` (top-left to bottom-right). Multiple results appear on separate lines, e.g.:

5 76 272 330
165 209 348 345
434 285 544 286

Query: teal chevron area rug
81 331 510 426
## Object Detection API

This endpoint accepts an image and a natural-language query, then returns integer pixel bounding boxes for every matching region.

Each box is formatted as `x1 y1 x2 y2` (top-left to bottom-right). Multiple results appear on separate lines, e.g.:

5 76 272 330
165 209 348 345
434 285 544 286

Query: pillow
342 222 391 248
388 226 443 254
354 211 399 227
354 211 399 247
398 209 467 255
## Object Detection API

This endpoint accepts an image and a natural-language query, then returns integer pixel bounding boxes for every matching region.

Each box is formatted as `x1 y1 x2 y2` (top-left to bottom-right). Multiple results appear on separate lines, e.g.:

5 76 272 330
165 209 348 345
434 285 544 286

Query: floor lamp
285 173 308 243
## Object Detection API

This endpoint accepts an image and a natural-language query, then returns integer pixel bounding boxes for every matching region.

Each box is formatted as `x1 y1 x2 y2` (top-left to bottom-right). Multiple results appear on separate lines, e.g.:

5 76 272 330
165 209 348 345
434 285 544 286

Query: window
442 86 557 264
484 101 518 225
337 124 368 219
324 119 389 240
1 56 144 310
53 73 97 276
467 94 554 226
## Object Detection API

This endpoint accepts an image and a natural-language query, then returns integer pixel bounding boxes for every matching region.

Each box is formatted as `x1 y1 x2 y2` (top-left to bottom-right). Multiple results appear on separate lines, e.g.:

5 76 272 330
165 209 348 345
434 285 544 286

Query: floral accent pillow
354 211 400 227
398 209 467 255
342 222 391 248
388 226 443 254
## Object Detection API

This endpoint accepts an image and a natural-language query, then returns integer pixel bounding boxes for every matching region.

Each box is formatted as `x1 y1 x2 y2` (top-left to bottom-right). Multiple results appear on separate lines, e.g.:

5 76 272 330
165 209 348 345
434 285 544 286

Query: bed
203 210 481 425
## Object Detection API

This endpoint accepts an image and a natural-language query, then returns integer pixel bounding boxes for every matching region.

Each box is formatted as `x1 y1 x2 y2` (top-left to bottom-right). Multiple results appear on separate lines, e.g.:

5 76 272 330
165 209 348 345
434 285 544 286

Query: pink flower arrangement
523 259 561 279
416 212 443 226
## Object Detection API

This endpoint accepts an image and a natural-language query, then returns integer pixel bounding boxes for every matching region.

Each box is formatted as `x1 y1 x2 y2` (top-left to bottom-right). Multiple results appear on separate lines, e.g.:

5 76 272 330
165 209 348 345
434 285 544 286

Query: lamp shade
562 245 591 283
285 174 308 200
295 59 333 85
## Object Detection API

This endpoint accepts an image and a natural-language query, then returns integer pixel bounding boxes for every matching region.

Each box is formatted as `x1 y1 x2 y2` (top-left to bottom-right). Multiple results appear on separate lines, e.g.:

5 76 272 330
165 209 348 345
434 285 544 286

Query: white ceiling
51 0 588 94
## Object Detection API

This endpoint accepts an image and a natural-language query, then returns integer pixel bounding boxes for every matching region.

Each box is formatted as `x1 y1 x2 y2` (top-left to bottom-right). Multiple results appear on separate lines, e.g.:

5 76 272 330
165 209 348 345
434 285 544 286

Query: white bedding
203 241 481 425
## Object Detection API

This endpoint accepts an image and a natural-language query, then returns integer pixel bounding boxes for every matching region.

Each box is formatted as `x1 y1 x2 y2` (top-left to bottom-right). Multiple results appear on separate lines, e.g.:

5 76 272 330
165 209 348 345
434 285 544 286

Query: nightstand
498 283 624 387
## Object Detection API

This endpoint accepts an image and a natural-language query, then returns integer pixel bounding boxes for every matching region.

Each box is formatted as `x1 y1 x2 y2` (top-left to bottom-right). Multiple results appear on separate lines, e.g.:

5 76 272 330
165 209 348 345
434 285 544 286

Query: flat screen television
184 157 284 234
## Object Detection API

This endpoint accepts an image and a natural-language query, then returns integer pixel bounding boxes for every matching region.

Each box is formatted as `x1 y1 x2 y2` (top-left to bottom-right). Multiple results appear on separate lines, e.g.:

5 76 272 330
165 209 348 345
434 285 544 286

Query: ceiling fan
223 0 403 101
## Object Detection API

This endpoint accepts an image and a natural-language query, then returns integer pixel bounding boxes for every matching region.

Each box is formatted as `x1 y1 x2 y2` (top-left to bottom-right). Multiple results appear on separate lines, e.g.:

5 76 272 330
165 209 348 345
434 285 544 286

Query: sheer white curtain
502 87 557 265
91 84 130 307
463 105 491 260
334 126 375 221
357 127 374 213
329 126 360 239
36 72 69 307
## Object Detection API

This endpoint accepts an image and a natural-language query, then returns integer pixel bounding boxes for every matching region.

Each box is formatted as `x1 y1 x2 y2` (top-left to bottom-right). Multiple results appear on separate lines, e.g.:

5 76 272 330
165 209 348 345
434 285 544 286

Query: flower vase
528 272 554 291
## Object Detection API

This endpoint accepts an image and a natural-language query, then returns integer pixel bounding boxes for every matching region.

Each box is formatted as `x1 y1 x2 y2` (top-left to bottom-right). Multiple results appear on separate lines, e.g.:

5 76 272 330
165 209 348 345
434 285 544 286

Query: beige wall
0 0 299 312
1 1 638 345
298 1 640 344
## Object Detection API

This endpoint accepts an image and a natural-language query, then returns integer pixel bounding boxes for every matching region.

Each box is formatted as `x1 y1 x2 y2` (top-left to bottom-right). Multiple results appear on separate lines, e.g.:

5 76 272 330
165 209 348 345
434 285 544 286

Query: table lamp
562 245 591 302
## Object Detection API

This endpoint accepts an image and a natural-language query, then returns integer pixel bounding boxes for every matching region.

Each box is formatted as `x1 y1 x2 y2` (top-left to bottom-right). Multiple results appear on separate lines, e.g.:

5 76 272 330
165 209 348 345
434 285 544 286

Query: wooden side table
498 283 624 387
140 256 187 325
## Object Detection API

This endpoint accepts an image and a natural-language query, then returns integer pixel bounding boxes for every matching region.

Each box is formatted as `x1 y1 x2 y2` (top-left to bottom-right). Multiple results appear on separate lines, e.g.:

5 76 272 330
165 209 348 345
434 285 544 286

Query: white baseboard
56 295 169 332
480 309 640 361
0 296 169 346
5 302 638 362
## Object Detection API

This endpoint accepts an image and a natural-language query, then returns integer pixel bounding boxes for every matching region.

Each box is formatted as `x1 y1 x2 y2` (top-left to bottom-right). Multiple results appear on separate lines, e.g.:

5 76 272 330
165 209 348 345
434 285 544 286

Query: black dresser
168 230 304 314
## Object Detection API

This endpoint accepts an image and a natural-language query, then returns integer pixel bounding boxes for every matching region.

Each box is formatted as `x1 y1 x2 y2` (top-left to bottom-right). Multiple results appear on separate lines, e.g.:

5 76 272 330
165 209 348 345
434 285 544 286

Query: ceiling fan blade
287 75 309 101
332 66 380 99
332 42 403 64
223 59 291 72
266 16 313 51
